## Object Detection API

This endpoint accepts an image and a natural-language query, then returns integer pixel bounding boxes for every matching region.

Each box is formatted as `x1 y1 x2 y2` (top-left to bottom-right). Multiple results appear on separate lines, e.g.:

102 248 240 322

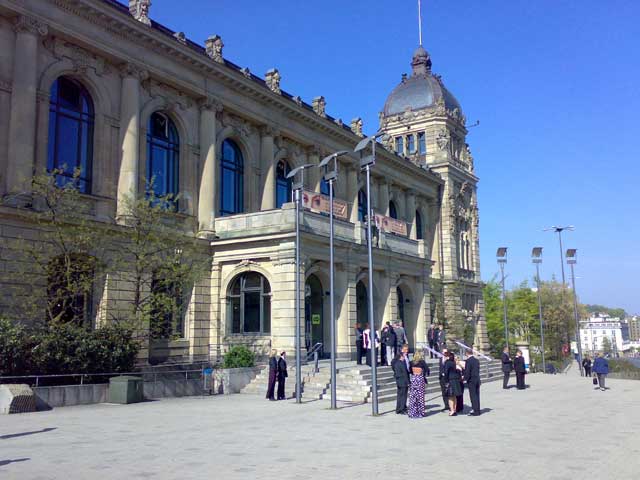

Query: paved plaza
1 371 639 479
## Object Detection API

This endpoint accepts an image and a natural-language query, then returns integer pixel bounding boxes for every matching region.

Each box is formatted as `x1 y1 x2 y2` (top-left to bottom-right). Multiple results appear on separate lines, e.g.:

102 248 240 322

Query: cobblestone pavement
1 370 639 479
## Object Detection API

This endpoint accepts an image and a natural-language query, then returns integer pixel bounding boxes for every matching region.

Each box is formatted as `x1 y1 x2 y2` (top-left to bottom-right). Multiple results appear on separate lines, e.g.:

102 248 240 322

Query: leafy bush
222 345 255 369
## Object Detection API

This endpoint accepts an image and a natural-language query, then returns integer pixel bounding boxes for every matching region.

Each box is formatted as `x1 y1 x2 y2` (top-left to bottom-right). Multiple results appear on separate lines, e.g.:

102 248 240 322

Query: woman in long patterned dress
408 351 430 418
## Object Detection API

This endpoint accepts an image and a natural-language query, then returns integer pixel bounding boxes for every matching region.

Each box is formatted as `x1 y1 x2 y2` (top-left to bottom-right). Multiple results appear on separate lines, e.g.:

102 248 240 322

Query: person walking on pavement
276 351 288 400
592 353 609 391
354 323 364 365
392 352 410 414
501 346 513 389
582 356 592 377
266 349 278 401
513 350 526 390
463 349 481 416
427 324 437 358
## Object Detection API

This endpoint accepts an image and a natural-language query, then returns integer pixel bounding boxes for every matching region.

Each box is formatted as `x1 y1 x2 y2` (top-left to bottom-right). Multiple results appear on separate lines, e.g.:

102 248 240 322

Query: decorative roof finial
205 35 224 64
129 0 151 26
411 45 432 76
265 68 281 95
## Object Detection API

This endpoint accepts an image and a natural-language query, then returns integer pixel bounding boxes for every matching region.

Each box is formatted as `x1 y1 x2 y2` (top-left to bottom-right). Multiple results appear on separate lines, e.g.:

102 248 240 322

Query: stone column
197 96 221 237
406 191 417 239
347 166 359 223
5 16 47 197
307 146 321 192
116 63 147 220
335 159 347 200
260 126 277 210
379 180 389 216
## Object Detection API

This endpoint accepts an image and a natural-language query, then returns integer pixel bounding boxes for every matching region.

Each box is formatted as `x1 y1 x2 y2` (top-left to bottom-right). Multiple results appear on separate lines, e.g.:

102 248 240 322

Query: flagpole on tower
418 0 423 45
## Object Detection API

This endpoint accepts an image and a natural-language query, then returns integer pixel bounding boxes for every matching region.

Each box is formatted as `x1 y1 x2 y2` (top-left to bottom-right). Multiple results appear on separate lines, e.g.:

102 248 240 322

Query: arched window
47 76 94 193
220 139 244 216
47 253 95 325
147 112 180 201
389 201 398 219
228 272 271 334
415 210 423 240
320 178 330 196
396 286 405 324
358 189 367 222
276 160 292 208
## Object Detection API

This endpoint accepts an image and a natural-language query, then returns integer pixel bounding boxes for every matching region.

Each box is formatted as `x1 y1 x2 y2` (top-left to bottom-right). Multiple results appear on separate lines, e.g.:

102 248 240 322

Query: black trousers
439 377 448 409
584 367 592 377
516 372 526 389
380 343 387 365
428 340 436 358
503 371 511 389
396 386 408 413
277 375 286 399
356 340 363 364
365 349 372 366
468 379 480 413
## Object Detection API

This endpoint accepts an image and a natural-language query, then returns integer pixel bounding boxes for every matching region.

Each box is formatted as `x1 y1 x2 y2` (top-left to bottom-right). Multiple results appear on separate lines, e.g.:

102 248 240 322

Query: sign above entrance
311 313 321 325
302 191 348 220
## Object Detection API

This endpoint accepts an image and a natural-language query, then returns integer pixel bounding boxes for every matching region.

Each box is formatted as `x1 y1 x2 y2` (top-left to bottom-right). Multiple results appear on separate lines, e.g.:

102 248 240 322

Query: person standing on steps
592 352 609 391
276 351 288 400
385 322 397 366
381 322 392 366
394 322 408 358
363 323 378 367
392 352 410 415
582 355 592 377
501 346 513 389
463 348 481 416
436 324 446 353
354 323 364 365
266 349 278 401
514 350 526 390
427 324 437 358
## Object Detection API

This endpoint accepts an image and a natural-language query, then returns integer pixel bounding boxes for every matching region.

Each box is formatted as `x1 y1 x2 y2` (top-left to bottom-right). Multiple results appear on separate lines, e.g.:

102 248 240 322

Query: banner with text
374 213 408 237
302 191 348 220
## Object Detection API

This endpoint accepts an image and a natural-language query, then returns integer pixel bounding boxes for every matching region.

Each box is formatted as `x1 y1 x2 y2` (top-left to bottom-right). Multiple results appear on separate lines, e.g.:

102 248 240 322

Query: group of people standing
583 353 609 391
355 321 409 367
427 324 447 358
501 346 527 390
266 349 288 401
392 345 482 418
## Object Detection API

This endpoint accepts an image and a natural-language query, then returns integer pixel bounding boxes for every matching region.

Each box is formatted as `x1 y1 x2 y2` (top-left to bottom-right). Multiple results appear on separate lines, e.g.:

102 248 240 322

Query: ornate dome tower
379 46 488 352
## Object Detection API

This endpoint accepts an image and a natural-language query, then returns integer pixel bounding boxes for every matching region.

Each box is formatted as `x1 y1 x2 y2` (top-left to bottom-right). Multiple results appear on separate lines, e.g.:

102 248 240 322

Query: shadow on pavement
1 428 57 440
0 458 30 467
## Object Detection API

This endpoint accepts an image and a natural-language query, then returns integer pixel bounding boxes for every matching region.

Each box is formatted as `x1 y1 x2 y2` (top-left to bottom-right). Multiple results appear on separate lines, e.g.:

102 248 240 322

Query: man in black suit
438 348 449 411
392 352 410 414
501 346 512 389
463 349 481 415
355 323 363 365
427 324 437 358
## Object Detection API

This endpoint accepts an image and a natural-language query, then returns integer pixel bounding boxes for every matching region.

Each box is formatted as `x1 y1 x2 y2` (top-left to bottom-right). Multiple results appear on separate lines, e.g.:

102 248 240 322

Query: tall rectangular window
418 132 426 154
406 135 415 153
394 136 404 155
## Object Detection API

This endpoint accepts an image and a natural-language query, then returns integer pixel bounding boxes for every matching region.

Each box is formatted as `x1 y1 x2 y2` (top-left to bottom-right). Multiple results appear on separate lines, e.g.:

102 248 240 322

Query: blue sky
142 0 640 314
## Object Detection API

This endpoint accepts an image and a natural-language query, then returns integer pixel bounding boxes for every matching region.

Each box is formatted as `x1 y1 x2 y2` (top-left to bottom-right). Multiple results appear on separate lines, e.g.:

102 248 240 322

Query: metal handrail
453 340 493 361
306 342 323 361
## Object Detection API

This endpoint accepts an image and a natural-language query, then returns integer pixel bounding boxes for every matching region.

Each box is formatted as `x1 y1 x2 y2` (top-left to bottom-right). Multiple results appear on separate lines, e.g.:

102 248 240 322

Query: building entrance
305 274 326 357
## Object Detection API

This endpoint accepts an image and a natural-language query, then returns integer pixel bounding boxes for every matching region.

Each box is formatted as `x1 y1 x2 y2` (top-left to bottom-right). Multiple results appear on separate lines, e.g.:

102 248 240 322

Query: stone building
0 0 488 363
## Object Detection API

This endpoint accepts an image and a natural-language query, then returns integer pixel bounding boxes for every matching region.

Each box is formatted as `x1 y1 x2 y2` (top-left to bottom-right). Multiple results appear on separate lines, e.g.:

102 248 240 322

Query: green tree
602 336 612 355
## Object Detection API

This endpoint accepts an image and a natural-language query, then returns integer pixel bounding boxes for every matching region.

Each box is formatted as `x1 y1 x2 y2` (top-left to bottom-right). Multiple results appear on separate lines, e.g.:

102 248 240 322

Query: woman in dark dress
408 351 430 418
455 355 465 413
276 351 288 400
443 351 462 416
266 349 278 401
514 350 526 390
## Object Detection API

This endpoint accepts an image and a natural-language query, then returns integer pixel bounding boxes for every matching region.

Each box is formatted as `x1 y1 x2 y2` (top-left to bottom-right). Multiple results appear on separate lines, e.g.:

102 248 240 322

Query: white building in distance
580 314 623 355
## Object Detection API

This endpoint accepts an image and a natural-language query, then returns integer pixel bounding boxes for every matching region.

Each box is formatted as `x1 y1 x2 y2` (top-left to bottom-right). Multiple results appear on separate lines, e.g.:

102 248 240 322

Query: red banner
374 214 408 236
302 191 348 220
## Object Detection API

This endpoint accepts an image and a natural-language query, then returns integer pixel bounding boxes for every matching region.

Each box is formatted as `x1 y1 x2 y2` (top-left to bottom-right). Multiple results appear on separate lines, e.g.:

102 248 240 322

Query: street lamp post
286 163 314 403
354 132 385 416
532 247 546 374
544 226 574 287
566 248 584 377
497 247 508 348
318 150 349 410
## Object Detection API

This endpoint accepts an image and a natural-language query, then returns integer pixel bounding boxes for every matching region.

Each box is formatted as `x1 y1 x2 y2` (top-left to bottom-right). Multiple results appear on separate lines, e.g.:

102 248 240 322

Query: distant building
620 318 630 341
629 316 640 342
580 314 623 355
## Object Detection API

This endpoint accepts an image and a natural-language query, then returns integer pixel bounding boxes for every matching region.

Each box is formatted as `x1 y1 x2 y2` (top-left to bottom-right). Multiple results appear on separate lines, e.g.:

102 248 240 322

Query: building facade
0 0 487 363
580 315 623 355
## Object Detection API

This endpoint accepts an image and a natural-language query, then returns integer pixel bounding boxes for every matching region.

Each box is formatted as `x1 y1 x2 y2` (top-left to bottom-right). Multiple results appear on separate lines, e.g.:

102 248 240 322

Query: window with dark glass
320 178 330 196
147 112 180 202
358 189 368 222
406 135 415 153
276 160 292 208
149 268 187 339
389 201 398 219
418 132 426 154
47 77 94 193
394 136 404 155
228 272 271 334
220 139 244 216
47 253 95 325
415 210 424 240
396 287 405 323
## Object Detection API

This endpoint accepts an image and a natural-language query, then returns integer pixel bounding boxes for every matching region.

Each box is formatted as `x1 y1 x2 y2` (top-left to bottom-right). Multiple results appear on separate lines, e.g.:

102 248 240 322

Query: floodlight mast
532 247 546 374
497 247 508 348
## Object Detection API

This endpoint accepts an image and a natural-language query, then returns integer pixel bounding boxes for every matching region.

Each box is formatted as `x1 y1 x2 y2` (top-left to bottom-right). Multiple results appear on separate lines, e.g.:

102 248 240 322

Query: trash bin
108 376 144 404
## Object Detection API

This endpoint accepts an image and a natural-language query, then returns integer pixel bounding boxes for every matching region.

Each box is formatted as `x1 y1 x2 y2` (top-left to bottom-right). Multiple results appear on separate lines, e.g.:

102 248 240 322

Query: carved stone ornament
119 62 149 82
129 0 152 26
43 38 111 76
198 95 222 113
13 15 48 36
173 32 186 44
265 68 281 95
350 117 363 137
241 67 251 78
312 96 326 117
335 118 343 126
144 79 193 110
221 112 254 139
205 35 224 64
293 95 303 107
434 96 446 115
436 129 449 150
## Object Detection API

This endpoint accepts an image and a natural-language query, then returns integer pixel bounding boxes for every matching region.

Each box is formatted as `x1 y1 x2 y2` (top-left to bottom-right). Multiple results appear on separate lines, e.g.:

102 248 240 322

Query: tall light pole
318 150 349 410
497 247 508 348
286 163 314 403
566 248 584 376
544 225 574 287
354 131 385 416
532 247 546 374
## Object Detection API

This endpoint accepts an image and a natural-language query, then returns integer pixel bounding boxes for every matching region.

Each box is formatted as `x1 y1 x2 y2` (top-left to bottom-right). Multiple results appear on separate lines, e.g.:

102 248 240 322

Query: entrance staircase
241 358 503 404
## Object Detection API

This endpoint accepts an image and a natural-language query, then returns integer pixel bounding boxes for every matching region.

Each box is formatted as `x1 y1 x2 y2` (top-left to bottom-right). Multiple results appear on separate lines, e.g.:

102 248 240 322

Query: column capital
13 15 48 36
198 95 223 113
306 145 321 157
119 62 148 82
259 125 279 138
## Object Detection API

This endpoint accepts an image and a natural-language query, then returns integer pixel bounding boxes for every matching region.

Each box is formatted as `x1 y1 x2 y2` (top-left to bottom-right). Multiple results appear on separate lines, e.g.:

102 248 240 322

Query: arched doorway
356 280 368 328
305 274 325 356
397 285 415 351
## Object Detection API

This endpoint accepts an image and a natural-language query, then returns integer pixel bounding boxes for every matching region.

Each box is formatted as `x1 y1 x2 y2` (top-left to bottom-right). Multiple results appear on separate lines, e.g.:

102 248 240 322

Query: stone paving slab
1 371 639 479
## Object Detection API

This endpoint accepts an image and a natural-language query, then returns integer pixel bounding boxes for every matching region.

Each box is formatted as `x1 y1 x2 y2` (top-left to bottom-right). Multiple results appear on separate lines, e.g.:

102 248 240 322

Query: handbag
444 382 453 397
592 376 598 386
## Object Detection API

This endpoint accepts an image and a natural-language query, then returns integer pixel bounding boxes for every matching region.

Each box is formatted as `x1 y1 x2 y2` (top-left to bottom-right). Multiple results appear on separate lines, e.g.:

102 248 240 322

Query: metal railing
306 343 323 373
453 340 493 361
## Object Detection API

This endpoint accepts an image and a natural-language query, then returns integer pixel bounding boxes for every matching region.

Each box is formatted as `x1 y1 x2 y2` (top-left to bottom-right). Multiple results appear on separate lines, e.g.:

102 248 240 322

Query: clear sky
141 0 640 314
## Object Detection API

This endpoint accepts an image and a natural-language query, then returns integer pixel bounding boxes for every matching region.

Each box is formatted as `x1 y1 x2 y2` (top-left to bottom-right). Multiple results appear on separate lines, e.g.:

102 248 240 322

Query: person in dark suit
436 325 446 352
582 356 592 377
501 346 513 389
427 324 437 358
392 352 410 414
438 348 449 411
266 349 278 401
463 349 481 415
355 323 364 365
276 351 288 400
443 351 462 416
455 355 465 413
514 350 526 390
